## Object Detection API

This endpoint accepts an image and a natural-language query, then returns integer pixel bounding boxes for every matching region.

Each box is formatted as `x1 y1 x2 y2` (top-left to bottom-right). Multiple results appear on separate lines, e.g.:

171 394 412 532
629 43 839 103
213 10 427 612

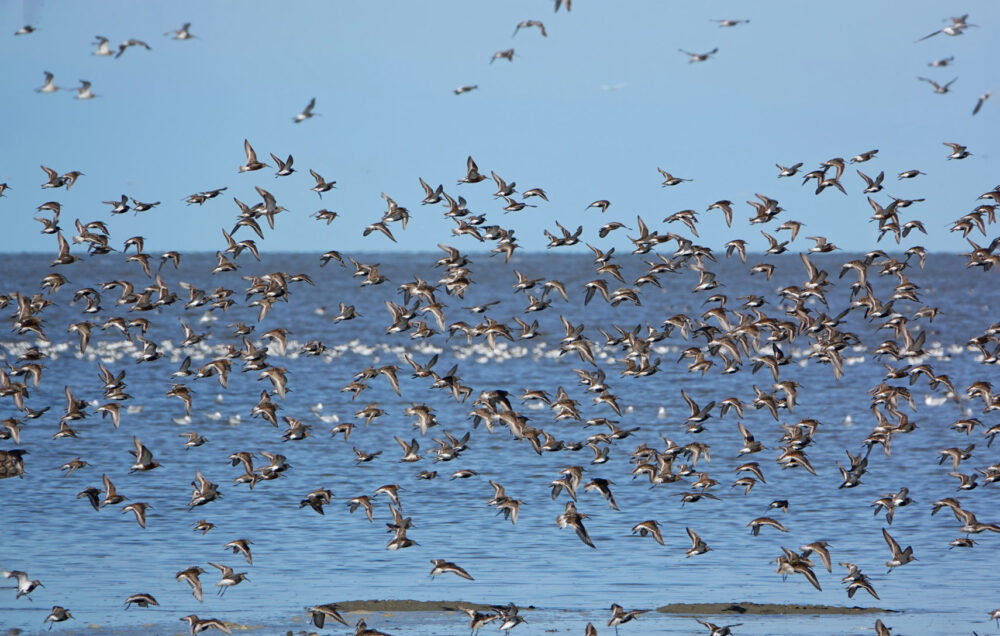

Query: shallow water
1 252 999 636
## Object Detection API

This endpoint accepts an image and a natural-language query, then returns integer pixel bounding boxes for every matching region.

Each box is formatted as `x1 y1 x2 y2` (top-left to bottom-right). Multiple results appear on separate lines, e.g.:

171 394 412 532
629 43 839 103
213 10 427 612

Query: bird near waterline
180 615 232 634
306 603 348 628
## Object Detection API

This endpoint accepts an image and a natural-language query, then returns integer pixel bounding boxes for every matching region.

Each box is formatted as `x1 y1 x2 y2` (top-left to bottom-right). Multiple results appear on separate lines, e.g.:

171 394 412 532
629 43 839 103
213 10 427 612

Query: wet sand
332 599 503 612
3 599 897 636
655 601 891 615
327 598 888 615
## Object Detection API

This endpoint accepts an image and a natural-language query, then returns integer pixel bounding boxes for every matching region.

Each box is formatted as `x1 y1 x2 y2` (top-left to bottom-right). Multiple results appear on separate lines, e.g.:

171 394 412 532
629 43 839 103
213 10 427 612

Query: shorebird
165 22 195 39
696 619 742 635
917 15 975 41
225 539 253 564
458 156 486 184
658 168 692 186
300 488 333 514
59 457 88 475
943 142 971 159
122 502 150 528
747 516 789 536
176 566 206 601
129 436 161 472
3 570 43 599
557 500 596 548
294 97 317 123
239 139 267 172
857 170 884 193
309 169 336 197
124 593 158 609
41 166 83 189
973 92 991 115
631 520 664 545
14 25 35 35
92 36 113 56
269 153 294 177
44 606 73 628
100 474 126 507
461 607 498 634
115 38 151 58
608 603 648 634
209 562 248 596
180 615 232 634
454 84 478 95
491 48 515 64
883 528 916 572
679 47 718 62
37 71 60 93
776 162 803 177
685 527 710 556
513 20 547 37
307 604 349 628
348 495 375 521
800 541 833 572
918 76 956 94
429 559 474 580
73 80 96 99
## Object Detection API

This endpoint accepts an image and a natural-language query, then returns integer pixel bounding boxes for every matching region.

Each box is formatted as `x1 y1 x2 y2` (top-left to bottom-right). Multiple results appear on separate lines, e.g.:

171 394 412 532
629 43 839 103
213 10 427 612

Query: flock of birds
3 6 1000 636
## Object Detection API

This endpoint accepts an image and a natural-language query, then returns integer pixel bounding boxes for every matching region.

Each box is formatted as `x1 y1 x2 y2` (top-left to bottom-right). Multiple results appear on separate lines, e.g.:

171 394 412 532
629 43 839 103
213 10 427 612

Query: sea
1 251 998 635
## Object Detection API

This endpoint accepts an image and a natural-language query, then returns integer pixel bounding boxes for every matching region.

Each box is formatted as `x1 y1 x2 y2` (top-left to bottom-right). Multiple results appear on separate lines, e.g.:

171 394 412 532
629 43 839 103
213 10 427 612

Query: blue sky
2 1 998 253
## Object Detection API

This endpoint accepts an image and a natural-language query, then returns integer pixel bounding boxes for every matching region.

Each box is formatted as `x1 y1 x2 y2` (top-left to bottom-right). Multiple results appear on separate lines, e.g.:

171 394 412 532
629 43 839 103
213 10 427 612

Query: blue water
1 252 999 635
